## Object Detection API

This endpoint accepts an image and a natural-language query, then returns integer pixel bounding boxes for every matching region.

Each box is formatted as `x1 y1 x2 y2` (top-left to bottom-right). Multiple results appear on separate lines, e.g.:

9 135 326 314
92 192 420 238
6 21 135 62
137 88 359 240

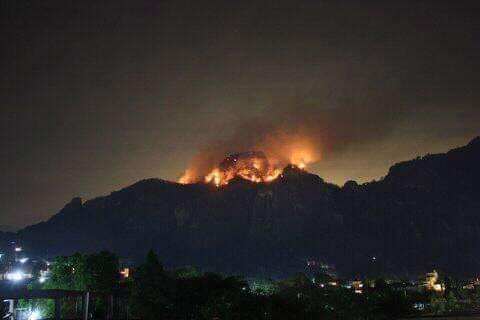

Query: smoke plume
180 78 404 183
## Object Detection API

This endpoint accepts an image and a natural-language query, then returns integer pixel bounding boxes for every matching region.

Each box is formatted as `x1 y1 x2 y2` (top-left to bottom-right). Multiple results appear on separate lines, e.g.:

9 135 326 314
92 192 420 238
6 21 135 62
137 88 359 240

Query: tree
40 251 119 318
131 250 174 320
364 279 412 319
84 251 120 317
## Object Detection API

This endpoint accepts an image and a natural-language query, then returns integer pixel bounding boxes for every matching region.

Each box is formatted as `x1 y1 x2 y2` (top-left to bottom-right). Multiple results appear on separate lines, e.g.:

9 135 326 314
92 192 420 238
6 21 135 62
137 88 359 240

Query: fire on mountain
178 132 319 186
180 151 309 187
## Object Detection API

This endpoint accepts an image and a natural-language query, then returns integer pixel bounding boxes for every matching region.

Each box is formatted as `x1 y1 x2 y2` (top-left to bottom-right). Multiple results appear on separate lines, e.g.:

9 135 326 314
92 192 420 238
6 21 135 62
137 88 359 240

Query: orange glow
120 268 130 279
200 152 289 186
286 141 318 169
205 168 223 187
203 165 282 186
265 168 283 181
179 169 195 184
178 133 321 186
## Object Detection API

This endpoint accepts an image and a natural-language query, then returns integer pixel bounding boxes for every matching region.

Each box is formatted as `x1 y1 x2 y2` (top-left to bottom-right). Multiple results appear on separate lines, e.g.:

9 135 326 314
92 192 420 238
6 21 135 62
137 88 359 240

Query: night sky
1 0 477 228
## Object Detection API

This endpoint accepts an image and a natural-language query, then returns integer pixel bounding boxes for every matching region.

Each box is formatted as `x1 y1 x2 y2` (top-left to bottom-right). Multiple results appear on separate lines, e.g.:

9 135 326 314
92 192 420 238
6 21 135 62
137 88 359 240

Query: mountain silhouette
12 137 480 277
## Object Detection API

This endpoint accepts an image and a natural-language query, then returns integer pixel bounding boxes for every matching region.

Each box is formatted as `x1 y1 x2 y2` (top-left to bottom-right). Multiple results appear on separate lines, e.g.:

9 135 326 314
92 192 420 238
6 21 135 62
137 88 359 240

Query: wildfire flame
201 152 280 187
180 148 314 187
178 169 195 184
178 131 320 186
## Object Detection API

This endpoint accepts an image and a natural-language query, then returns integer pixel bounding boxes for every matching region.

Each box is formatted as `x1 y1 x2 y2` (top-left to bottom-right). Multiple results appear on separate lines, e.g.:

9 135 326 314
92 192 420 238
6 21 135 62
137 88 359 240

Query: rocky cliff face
13 137 480 277
18 179 210 261
173 167 343 275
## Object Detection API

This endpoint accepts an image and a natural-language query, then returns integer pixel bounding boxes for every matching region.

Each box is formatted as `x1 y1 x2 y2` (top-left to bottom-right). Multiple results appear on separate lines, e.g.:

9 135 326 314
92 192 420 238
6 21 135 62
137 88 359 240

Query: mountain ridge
11 136 480 277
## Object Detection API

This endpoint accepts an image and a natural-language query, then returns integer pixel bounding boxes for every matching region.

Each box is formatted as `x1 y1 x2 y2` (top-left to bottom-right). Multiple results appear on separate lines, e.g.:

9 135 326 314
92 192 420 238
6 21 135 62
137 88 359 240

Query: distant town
1 242 480 320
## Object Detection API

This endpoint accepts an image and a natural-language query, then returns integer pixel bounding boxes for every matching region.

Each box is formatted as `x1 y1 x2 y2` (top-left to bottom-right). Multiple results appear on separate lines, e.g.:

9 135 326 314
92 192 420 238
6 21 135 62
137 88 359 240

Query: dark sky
1 0 478 228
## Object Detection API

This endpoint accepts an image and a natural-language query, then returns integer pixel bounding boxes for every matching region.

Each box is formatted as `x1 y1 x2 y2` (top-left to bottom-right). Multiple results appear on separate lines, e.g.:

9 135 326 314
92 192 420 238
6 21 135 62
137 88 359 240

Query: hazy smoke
180 78 405 183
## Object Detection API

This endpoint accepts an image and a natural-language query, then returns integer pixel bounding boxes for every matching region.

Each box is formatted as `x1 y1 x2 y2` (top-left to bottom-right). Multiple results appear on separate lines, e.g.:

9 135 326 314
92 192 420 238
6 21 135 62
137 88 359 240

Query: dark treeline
20 250 480 320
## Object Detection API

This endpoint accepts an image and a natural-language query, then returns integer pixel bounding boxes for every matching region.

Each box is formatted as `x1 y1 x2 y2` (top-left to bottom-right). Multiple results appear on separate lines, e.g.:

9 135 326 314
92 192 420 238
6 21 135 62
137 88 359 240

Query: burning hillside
178 132 320 186
180 151 309 187
205 151 283 186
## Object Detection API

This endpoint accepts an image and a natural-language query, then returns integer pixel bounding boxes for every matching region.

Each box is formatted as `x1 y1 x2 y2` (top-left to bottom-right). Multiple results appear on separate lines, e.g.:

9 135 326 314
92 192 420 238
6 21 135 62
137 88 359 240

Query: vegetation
19 250 480 319
21 251 119 318
128 251 415 320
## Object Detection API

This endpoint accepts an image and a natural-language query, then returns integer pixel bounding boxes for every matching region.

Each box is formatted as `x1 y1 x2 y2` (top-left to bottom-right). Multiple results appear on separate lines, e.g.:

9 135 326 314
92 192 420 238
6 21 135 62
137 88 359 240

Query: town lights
120 268 130 279
6 271 25 281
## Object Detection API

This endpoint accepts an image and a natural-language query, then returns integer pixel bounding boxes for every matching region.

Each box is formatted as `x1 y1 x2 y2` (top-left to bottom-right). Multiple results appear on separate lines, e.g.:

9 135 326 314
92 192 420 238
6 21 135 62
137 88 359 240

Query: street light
6 271 24 281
